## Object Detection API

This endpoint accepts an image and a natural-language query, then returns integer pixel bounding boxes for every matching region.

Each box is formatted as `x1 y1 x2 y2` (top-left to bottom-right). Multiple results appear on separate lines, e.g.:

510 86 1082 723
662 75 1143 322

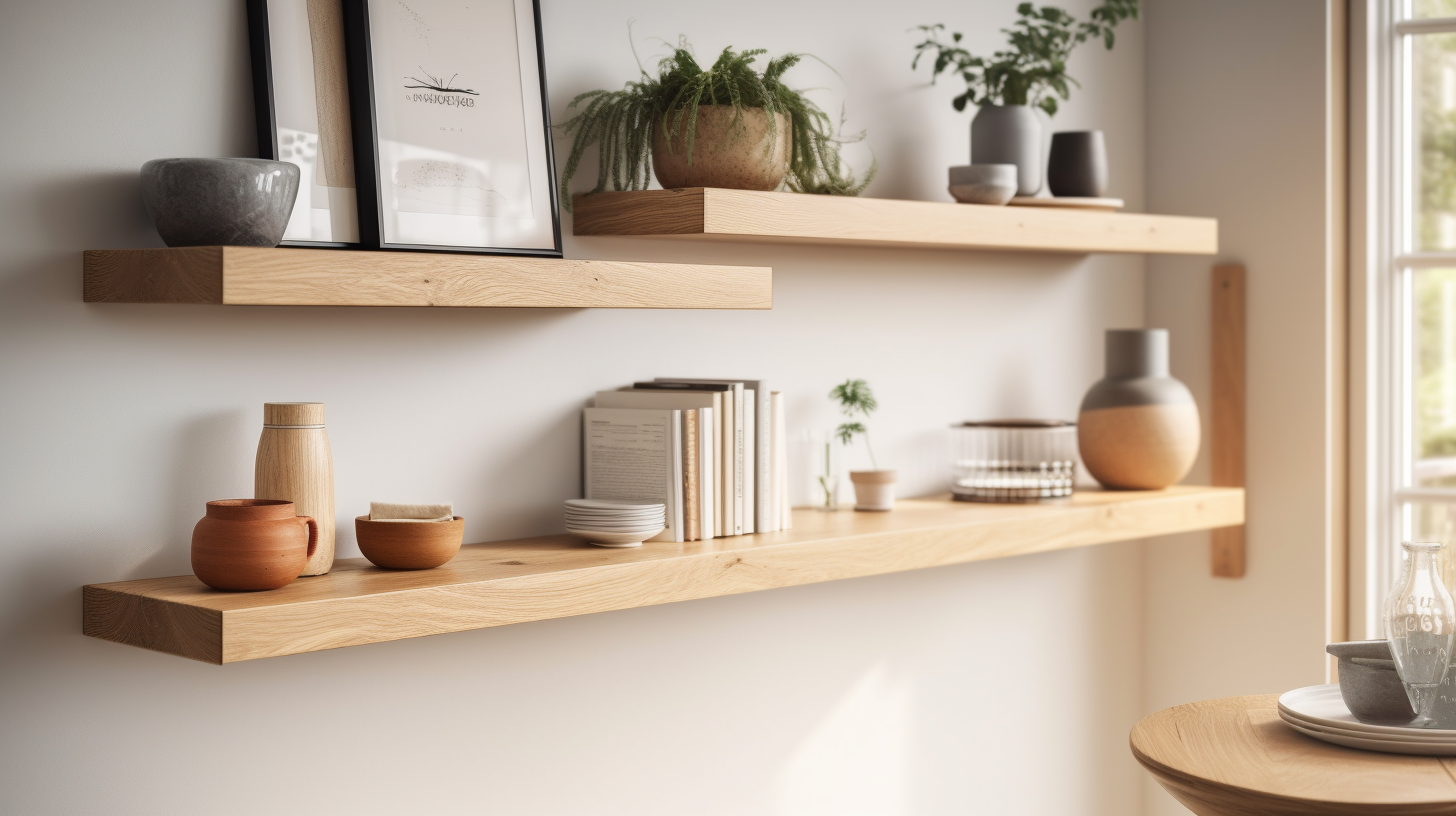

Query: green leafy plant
912 0 1138 116
557 37 875 208
830 379 880 470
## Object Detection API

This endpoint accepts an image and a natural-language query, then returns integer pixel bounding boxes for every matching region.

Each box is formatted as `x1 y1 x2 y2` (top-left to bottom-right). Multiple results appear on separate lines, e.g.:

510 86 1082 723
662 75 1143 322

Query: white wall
1143 0 1334 813
0 1 1158 813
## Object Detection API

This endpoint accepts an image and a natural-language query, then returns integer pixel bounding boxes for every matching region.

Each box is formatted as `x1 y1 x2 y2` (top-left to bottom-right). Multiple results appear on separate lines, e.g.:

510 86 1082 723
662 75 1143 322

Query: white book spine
699 407 714 540
743 390 755 535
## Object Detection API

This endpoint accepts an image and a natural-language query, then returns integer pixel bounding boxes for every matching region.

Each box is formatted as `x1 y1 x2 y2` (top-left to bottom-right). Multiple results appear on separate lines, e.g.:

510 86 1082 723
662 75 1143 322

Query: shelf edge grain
84 247 225 303
82 585 223 664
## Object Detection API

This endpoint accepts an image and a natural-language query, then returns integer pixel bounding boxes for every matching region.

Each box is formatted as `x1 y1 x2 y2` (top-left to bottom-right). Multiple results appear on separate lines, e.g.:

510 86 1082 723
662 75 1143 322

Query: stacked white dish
564 499 666 548
1279 684 1456 756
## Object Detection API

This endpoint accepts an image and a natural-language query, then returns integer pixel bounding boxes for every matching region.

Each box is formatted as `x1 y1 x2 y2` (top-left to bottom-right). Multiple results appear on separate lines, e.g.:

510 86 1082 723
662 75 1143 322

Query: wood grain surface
83 487 1243 663
255 408 335 576
82 247 772 309
1211 264 1247 578
572 188 1218 255
1132 695 1456 816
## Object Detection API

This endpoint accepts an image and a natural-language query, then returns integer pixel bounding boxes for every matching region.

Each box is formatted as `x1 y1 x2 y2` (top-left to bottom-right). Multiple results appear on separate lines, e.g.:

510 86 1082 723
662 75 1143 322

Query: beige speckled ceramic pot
652 106 790 190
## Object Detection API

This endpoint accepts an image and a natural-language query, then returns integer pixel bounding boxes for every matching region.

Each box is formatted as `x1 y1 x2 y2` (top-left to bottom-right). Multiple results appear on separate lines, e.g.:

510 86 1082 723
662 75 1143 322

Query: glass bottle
1386 541 1456 727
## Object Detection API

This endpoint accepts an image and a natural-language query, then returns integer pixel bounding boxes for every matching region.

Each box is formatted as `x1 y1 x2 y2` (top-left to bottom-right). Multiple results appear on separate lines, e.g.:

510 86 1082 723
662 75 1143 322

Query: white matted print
361 0 558 253
249 0 361 246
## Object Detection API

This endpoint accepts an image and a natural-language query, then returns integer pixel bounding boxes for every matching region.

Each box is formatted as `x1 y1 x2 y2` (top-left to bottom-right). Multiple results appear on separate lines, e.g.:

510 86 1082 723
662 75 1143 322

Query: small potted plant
558 37 875 207
831 379 897 512
912 0 1138 196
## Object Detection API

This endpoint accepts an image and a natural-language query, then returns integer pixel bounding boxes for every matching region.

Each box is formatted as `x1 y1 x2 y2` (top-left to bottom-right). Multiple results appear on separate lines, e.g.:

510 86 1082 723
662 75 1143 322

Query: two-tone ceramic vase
1078 329 1200 490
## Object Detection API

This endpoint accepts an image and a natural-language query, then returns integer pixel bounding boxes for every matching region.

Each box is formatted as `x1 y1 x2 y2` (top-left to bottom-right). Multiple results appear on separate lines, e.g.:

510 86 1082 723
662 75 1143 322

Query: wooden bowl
355 516 464 570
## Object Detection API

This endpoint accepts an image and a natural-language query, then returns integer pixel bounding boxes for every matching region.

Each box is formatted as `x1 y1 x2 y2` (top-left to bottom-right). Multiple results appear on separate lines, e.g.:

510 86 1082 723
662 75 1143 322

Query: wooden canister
255 402 335 576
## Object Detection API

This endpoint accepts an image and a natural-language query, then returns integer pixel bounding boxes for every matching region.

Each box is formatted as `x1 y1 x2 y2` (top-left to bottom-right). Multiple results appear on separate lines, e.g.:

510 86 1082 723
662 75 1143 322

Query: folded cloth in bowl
369 502 454 522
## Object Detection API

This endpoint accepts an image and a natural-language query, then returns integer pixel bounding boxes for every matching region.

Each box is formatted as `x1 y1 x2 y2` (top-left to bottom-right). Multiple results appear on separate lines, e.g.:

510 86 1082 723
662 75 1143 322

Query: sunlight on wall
777 663 913 816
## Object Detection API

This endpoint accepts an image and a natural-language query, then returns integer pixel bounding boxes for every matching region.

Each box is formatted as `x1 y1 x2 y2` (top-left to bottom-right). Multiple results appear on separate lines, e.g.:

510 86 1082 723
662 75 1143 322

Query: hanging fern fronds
557 35 874 209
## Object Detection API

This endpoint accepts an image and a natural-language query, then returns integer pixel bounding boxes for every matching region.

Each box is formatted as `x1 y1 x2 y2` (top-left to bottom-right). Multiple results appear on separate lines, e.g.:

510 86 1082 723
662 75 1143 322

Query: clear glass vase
1386 541 1456 727
796 430 841 510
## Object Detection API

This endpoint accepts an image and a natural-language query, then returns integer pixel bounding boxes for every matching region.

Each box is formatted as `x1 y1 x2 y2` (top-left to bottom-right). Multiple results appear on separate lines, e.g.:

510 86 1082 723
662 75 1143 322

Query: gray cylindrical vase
1077 329 1200 490
970 105 1041 196
1047 130 1108 198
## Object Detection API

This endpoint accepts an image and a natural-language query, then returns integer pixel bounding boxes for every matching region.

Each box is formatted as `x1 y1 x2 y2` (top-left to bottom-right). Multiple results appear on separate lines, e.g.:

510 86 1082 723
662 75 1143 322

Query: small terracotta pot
652 105 791 191
850 470 898 512
191 499 317 591
355 516 464 570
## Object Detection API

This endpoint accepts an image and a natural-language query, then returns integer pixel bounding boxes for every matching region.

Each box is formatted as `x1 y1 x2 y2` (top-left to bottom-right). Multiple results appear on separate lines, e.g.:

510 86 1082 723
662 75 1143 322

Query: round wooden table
1131 694 1456 815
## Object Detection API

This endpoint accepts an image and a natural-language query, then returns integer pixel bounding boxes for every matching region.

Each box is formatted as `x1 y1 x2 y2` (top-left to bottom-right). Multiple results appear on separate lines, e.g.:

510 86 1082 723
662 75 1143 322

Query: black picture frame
246 0 365 249
342 0 563 257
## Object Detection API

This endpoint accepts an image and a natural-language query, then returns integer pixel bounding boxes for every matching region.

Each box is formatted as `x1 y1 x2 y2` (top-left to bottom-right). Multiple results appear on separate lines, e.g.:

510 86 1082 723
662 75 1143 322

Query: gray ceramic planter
1326 640 1417 724
140 158 300 247
970 105 1041 197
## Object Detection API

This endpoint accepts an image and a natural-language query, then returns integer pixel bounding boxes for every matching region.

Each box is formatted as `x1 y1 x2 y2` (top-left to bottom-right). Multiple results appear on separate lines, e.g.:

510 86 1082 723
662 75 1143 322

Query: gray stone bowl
140 158 299 247
948 164 1018 206
1326 640 1417 725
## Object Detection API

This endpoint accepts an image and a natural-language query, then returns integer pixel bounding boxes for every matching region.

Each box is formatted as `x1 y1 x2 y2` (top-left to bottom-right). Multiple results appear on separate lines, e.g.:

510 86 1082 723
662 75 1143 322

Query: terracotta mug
191 499 317 591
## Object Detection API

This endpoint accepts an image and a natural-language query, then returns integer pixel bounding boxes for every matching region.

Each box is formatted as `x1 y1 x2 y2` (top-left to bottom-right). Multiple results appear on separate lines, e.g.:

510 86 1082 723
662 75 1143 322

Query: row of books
582 378 792 542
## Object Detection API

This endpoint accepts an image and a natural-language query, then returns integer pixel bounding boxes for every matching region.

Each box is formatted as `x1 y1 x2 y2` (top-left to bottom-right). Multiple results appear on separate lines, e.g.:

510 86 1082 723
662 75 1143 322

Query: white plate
565 511 666 520
565 499 666 511
1279 684 1456 739
1282 716 1456 755
1278 710 1456 743
565 527 665 548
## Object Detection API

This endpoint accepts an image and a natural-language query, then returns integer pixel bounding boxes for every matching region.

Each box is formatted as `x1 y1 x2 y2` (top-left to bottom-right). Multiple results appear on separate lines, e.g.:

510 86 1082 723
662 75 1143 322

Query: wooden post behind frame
1211 264 1246 577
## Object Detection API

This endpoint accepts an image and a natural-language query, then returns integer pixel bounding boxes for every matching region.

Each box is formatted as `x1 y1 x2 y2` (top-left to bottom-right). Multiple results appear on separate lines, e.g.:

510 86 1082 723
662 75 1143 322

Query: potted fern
831 379 897 512
559 38 874 206
912 0 1138 196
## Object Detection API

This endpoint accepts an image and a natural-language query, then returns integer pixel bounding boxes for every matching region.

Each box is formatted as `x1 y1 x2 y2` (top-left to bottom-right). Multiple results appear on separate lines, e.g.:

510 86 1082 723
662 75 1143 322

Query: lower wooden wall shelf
84 486 1243 663
82 246 772 309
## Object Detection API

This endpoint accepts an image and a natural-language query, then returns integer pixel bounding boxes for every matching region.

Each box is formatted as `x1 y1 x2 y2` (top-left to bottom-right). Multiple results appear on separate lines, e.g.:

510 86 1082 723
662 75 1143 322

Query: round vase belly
191 499 318 591
1078 329 1201 490
652 106 790 191
1078 403 1200 489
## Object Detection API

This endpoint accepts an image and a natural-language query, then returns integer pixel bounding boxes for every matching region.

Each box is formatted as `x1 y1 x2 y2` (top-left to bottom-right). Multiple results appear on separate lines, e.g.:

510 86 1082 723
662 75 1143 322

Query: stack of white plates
564 499 666 548
1279 683 1456 755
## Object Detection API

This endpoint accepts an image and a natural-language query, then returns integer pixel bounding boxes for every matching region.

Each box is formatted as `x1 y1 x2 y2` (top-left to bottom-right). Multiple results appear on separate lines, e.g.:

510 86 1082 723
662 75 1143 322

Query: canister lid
263 402 325 426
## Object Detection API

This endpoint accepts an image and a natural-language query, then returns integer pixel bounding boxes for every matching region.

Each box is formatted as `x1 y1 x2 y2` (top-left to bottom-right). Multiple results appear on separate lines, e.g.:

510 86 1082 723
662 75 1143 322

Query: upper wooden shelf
82 246 772 309
84 486 1243 664
573 188 1218 255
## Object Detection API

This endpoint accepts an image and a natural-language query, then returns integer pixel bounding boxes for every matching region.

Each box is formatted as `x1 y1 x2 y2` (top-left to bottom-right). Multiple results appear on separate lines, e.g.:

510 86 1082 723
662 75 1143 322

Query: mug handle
299 516 318 559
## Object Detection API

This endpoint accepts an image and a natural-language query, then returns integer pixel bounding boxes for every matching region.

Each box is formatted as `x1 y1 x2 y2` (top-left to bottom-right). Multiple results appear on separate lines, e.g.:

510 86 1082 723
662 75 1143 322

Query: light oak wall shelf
82 247 772 309
572 188 1219 255
84 487 1243 664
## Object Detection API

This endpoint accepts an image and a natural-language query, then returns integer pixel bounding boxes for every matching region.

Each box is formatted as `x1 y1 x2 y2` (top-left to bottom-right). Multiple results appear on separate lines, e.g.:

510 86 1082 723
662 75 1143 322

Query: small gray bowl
1326 640 1417 725
140 158 300 247
948 164 1017 206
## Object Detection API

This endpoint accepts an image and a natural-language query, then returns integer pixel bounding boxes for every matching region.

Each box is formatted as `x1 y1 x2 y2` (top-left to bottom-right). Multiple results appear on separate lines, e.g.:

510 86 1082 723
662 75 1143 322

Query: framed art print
345 0 562 256
247 0 362 246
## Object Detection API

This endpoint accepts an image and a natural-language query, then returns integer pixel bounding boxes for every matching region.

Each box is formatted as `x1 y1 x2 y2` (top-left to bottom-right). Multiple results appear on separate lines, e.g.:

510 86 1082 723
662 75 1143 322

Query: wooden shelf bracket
1211 263 1247 577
